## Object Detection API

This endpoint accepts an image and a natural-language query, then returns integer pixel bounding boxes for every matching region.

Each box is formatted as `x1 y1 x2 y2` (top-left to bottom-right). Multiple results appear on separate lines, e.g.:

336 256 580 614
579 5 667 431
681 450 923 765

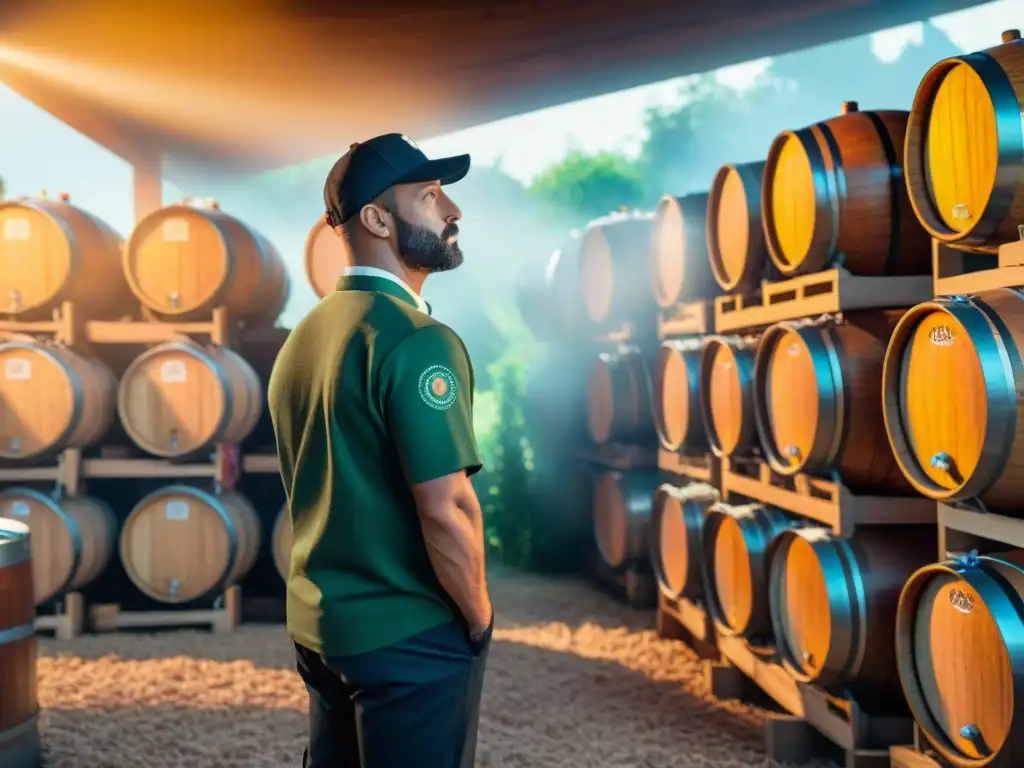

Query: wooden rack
710 634 912 767
720 457 936 537
937 501 1024 556
34 591 85 641
657 449 720 486
932 236 1024 296
889 726 949 767
713 269 932 334
89 585 242 634
592 556 657 608
656 592 718 660
657 300 712 338
0 446 280 496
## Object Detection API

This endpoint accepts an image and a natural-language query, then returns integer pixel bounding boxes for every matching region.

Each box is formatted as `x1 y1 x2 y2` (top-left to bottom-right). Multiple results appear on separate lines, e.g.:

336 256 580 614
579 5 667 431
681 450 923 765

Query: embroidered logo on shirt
418 365 457 410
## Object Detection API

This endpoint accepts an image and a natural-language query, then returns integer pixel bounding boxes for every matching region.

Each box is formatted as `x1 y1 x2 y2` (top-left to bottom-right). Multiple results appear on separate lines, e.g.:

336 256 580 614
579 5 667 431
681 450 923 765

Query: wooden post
133 155 162 223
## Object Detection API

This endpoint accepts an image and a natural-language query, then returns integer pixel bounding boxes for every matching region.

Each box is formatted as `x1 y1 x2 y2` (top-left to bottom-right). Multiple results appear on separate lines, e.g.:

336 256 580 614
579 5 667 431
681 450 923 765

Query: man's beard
393 214 463 273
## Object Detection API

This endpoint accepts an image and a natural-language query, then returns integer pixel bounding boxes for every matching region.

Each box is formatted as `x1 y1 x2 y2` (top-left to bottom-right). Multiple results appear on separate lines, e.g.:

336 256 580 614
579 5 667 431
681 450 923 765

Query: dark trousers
295 620 491 768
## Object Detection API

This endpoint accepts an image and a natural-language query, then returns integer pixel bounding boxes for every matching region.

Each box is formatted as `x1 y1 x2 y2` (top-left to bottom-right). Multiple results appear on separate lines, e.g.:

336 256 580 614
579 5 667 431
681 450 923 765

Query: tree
529 148 645 226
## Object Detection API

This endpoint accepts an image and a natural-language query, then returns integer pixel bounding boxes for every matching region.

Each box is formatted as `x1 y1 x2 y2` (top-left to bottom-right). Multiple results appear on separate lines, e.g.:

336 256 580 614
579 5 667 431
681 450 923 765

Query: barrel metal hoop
812 121 845 269
0 621 35 646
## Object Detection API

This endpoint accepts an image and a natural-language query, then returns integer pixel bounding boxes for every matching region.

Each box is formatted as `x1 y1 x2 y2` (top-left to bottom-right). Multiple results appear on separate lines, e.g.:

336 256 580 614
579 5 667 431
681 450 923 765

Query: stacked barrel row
0 194 296 623
877 30 1024 768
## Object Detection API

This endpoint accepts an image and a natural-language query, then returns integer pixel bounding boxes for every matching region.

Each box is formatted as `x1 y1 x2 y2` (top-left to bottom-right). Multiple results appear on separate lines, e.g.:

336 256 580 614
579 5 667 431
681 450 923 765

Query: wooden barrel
701 502 798 640
0 340 117 461
650 193 718 307
707 162 776 293
515 235 587 341
120 485 261 603
651 339 705 452
272 505 290 581
649 482 718 600
699 335 758 458
753 312 910 493
0 197 130 320
881 289 1024 510
767 525 936 710
579 211 655 328
585 347 654 446
592 469 661 571
904 30 1024 250
0 487 117 605
895 551 1024 766
118 342 263 458
0 518 40 768
762 101 930 277
123 202 291 325
304 216 353 298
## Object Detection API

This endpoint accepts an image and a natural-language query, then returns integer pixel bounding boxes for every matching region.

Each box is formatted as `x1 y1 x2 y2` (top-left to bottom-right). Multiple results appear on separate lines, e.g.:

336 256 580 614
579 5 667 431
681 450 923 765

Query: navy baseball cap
324 133 471 225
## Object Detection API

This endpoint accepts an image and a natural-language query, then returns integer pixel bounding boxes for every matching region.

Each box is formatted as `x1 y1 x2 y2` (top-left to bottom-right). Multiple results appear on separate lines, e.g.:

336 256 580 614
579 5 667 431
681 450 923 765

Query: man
268 133 493 768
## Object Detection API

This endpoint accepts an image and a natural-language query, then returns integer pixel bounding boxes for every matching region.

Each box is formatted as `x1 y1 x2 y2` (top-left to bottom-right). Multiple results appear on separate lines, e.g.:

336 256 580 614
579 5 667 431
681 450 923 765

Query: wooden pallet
0 445 279 495
569 443 659 472
89 585 242 634
657 300 712 338
889 727 949 768
720 458 936 537
713 268 932 334
932 236 1024 297
34 591 85 640
937 500 1024 557
657 449 721 486
657 592 719 660
592 558 657 608
711 634 912 767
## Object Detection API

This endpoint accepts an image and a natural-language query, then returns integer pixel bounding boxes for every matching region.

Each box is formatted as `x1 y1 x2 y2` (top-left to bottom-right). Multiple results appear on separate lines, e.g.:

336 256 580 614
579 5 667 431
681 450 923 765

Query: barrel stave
0 519 39 768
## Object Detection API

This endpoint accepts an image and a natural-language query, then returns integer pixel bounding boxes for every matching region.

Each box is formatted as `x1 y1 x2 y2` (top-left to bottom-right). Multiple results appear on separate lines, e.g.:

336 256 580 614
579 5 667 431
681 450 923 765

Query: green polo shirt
268 271 482 657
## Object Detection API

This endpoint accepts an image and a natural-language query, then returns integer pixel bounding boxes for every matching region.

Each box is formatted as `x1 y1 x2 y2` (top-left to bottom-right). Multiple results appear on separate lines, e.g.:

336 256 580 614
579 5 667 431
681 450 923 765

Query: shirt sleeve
379 325 482 484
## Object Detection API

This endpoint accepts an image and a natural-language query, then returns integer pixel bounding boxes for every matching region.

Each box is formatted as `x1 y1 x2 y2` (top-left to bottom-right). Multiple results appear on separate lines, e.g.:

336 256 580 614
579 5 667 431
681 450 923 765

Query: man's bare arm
411 470 491 633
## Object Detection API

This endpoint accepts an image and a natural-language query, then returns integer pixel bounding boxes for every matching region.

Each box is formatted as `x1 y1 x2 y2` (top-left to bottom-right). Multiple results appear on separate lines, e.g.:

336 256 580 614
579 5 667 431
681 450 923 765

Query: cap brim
399 154 471 186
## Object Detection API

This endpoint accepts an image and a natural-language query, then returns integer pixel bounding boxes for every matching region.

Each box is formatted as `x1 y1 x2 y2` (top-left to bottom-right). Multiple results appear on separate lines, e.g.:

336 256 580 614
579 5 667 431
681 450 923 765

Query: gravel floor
37 572 838 767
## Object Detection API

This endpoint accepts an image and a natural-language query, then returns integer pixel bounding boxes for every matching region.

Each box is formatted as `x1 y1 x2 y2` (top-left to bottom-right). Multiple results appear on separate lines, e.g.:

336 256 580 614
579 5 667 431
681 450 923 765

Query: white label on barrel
162 219 190 242
3 218 30 240
716 360 732 369
165 501 189 521
4 358 31 380
929 325 955 347
787 343 801 356
9 501 29 517
949 587 974 614
160 360 187 383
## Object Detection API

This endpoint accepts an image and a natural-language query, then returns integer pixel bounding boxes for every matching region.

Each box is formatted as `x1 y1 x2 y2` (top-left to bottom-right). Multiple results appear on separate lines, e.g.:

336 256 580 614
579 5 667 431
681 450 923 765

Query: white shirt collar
341 266 430 314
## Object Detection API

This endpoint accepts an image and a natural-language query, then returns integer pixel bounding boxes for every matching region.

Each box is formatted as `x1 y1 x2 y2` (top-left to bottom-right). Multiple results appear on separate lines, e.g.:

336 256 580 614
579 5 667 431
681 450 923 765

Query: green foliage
529 148 645 226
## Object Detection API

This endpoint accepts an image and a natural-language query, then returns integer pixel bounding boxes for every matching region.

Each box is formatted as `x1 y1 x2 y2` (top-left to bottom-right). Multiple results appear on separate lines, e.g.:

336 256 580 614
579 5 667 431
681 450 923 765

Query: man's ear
359 204 391 240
